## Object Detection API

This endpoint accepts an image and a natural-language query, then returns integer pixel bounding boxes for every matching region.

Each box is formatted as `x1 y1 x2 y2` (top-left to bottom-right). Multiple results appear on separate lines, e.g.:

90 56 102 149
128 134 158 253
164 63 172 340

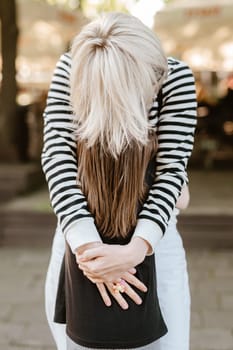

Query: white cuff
65 218 102 253
133 219 163 255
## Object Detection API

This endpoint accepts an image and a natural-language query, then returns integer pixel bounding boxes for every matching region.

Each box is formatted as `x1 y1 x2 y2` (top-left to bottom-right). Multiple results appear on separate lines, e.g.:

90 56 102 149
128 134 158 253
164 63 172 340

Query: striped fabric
41 52 197 241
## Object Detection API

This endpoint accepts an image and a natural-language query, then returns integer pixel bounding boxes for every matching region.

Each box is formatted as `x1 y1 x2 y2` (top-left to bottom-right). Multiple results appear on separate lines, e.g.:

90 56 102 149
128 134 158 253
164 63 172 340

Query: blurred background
0 1 232 350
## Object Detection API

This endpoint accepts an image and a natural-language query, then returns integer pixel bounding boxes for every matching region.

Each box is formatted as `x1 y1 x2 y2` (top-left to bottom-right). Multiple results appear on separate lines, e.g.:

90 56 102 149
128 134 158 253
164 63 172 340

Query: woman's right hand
75 241 148 309
77 237 150 283
96 270 147 310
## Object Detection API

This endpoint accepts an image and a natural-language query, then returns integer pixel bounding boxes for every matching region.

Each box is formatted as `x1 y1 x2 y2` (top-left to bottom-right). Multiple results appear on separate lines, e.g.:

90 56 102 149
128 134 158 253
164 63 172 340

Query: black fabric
65 244 167 349
54 92 167 348
54 255 66 323
157 88 163 113
54 153 167 348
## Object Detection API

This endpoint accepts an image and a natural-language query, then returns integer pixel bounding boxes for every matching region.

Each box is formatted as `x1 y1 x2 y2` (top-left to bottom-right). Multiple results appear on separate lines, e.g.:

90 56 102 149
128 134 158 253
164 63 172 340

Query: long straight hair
71 12 168 238
77 133 157 238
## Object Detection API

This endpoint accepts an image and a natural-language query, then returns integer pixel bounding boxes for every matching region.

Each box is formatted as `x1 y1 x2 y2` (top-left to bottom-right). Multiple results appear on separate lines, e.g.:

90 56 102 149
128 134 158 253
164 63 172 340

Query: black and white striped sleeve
133 59 197 251
41 53 102 251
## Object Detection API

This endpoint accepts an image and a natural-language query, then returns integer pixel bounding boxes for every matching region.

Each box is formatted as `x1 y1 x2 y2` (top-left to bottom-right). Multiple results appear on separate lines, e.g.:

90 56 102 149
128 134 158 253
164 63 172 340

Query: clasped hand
75 238 150 310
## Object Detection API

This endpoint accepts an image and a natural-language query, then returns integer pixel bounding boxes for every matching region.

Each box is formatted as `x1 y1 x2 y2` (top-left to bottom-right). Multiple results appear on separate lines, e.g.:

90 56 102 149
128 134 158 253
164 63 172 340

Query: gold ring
113 279 126 293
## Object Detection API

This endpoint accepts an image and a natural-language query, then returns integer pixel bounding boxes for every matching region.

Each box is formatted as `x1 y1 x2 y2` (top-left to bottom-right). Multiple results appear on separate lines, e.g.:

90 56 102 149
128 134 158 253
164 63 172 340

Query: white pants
45 211 190 350
66 334 158 350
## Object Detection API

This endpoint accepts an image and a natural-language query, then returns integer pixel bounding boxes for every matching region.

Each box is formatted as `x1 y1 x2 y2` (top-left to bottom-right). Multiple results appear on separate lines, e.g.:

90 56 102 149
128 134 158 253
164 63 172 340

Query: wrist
127 237 150 266
75 241 102 255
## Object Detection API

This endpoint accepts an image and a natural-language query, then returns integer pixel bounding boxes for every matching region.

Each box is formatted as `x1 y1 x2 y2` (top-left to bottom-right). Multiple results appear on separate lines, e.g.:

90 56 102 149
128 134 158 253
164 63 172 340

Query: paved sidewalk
0 247 54 350
0 170 232 349
1 246 233 350
188 249 233 350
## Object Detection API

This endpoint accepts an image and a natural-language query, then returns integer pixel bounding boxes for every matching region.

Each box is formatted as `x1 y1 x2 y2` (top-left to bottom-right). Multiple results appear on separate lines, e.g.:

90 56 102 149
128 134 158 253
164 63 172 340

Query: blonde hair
71 12 168 239
70 12 167 157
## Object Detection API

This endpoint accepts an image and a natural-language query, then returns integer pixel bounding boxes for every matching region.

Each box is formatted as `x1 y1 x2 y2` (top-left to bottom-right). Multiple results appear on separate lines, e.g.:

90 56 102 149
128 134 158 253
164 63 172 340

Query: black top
54 155 167 348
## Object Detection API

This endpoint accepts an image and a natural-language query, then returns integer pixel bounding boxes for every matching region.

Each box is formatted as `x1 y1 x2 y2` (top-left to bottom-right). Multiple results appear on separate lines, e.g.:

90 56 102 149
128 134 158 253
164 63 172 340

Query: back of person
54 12 169 348
42 11 197 350
63 155 167 348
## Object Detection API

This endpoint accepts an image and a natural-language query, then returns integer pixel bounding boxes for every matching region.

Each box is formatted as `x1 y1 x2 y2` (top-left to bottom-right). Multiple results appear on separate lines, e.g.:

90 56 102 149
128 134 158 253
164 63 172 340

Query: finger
128 267 136 274
122 272 147 292
96 283 111 307
106 283 129 310
123 281 142 305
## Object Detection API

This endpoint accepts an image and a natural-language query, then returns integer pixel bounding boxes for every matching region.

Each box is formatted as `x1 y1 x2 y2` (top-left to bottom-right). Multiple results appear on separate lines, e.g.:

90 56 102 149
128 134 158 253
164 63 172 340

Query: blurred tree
96 0 128 13
0 0 140 162
42 0 130 14
0 0 19 161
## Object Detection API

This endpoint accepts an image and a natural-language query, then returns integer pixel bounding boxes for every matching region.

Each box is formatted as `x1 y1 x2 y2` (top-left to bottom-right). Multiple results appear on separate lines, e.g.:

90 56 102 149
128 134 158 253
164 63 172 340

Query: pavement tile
190 328 233 350
200 278 233 293
0 323 26 345
190 311 202 328
0 303 12 322
190 291 219 311
220 293 233 310
202 310 233 329
12 323 54 348
9 303 47 325
214 267 233 278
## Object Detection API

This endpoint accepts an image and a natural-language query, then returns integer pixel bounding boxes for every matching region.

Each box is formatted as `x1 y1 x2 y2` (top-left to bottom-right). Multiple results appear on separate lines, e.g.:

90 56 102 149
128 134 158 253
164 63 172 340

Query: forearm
176 184 190 210
133 60 197 252
41 53 102 248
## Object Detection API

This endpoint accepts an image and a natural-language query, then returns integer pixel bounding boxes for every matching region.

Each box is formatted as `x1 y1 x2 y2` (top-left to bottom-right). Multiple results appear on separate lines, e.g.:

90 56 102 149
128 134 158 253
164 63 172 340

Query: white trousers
66 334 158 350
45 211 190 350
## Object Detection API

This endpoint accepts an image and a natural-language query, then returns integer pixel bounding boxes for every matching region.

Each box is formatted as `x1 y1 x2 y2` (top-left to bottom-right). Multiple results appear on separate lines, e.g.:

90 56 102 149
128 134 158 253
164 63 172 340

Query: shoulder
48 52 72 98
59 51 71 65
167 57 193 72
166 57 195 80
55 52 72 76
161 57 196 95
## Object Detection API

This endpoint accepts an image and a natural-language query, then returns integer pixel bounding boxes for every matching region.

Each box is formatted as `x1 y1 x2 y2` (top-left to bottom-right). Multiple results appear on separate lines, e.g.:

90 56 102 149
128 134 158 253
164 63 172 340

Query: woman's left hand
76 237 150 282
96 271 147 310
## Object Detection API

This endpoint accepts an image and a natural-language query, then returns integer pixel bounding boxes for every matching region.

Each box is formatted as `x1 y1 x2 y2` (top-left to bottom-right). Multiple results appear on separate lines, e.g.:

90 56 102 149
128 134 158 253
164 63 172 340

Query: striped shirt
41 53 197 252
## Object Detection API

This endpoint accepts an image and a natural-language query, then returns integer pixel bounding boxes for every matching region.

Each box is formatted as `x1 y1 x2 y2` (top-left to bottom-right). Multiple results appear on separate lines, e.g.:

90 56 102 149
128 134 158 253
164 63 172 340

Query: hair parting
71 12 167 158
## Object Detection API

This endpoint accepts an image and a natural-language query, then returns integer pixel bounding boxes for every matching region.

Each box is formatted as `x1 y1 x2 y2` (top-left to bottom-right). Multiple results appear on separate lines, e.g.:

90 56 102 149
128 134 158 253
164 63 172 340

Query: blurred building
153 0 233 168
154 0 233 72
16 0 87 90
0 0 87 162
